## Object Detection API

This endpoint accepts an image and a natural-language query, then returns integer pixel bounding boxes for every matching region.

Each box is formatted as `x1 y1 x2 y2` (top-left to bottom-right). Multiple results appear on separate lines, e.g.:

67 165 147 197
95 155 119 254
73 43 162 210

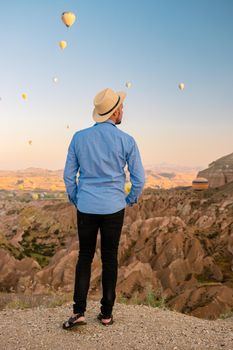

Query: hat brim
92 91 126 122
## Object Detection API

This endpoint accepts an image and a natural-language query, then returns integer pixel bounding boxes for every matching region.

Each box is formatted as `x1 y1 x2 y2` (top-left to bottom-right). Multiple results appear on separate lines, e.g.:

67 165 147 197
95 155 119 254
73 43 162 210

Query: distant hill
0 164 200 191
143 164 201 189
198 152 233 188
0 168 64 191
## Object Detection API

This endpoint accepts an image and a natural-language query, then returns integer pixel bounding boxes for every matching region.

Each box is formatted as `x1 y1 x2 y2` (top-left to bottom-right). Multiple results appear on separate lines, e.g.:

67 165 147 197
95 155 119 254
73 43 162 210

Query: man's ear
115 107 120 116
112 109 118 117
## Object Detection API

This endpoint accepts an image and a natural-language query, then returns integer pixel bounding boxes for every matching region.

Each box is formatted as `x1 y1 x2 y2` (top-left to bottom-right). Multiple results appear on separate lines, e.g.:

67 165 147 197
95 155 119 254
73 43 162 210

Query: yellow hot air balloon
18 184 24 190
61 12 76 28
125 182 132 193
192 177 209 191
22 93 27 100
178 83 185 90
59 40 67 50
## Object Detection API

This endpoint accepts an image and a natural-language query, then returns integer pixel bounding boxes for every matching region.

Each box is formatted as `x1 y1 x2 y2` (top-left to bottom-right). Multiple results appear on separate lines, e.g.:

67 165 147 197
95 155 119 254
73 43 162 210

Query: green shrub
144 289 166 309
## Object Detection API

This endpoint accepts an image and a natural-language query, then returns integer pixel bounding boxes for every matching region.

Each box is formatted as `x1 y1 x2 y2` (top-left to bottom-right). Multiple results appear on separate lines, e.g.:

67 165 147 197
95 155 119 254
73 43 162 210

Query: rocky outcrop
1 185 233 319
0 249 41 292
198 152 233 188
117 212 233 319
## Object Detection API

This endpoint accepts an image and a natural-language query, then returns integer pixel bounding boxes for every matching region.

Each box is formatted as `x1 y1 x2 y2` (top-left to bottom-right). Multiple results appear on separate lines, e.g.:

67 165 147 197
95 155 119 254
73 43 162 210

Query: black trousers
73 207 125 317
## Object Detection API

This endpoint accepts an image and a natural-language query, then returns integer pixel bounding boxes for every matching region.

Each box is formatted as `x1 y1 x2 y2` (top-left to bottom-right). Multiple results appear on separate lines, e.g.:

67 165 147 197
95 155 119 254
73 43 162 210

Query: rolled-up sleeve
63 134 80 207
125 136 145 206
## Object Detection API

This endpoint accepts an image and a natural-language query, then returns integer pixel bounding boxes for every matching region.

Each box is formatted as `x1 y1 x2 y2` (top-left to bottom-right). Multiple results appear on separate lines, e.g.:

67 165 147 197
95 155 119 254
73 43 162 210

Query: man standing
63 88 145 329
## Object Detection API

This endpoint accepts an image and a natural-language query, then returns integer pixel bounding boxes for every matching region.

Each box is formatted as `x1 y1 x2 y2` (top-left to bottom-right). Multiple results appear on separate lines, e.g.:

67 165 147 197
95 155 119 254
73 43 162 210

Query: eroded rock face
198 152 233 188
0 249 41 292
1 185 233 319
169 284 233 319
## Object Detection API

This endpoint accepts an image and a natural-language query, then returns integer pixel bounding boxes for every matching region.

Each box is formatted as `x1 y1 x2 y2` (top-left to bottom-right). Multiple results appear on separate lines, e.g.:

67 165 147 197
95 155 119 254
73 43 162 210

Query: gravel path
0 301 233 350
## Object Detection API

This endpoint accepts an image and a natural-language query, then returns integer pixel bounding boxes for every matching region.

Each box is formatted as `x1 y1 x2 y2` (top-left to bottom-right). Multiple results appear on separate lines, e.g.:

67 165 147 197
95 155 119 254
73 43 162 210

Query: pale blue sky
0 0 233 169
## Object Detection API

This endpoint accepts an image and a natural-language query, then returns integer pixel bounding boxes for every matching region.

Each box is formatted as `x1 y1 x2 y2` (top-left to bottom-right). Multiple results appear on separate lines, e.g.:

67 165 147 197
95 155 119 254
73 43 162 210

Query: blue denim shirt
63 119 145 214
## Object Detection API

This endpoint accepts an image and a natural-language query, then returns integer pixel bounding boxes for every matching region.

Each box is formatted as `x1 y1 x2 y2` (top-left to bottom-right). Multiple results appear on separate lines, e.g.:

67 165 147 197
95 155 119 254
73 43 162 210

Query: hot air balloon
61 12 76 28
125 81 132 88
22 93 27 100
178 83 185 91
192 177 209 191
125 182 132 193
28 140 32 145
53 77 59 83
66 125 70 129
59 40 67 50
18 184 24 190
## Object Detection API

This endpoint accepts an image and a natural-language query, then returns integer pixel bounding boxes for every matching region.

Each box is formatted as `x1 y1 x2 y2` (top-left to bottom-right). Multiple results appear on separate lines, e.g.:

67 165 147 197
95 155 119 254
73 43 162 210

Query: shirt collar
94 119 116 127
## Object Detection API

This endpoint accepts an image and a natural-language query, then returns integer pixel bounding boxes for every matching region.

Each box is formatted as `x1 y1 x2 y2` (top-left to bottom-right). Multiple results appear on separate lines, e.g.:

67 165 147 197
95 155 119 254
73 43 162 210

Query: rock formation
198 152 233 188
1 184 233 319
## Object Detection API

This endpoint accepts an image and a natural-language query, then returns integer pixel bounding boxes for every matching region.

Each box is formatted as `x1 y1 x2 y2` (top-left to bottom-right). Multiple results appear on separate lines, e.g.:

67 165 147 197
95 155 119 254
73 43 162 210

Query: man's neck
108 118 116 124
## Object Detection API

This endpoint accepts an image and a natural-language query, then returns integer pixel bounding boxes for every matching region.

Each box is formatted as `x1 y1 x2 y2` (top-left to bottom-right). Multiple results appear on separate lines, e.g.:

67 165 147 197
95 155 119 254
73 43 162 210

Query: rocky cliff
1 185 233 320
198 153 233 188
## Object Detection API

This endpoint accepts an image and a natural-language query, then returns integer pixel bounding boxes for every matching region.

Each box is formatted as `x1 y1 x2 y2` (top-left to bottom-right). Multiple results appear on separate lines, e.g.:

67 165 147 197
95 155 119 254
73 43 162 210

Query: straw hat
92 88 126 122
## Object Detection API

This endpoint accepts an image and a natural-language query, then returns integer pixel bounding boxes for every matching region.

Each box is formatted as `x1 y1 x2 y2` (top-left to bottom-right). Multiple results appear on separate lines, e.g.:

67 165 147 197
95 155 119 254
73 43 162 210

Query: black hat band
98 96 120 116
